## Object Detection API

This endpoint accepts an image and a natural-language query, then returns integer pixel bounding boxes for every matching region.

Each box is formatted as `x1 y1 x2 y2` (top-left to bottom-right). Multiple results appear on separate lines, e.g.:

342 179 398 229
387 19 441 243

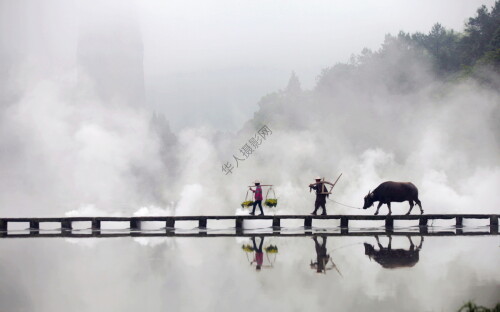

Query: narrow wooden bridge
0 214 497 237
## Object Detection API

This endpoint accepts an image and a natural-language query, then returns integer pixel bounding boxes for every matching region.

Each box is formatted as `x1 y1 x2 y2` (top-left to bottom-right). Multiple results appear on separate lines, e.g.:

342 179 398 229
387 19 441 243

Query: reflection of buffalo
364 235 423 269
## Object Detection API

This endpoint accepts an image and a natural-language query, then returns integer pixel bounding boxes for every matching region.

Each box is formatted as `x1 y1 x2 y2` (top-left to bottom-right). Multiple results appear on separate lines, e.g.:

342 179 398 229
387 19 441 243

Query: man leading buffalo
309 177 331 215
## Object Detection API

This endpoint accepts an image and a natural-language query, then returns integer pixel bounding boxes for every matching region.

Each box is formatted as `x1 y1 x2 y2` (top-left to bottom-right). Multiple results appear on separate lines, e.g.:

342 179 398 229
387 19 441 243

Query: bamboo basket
264 187 278 208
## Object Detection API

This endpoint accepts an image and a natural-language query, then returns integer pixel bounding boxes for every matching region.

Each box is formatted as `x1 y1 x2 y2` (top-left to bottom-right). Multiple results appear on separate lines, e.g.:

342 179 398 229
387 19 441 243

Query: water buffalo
364 235 423 269
363 181 423 215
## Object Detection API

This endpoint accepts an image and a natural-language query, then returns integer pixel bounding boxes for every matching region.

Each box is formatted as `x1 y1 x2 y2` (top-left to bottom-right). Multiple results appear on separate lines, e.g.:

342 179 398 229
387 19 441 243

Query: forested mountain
243 1 500 132
320 1 500 88
231 1 499 203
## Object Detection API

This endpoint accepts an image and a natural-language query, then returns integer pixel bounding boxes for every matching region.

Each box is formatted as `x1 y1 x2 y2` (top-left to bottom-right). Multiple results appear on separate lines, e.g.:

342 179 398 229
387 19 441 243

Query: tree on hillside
285 71 302 95
411 24 461 75
460 1 500 66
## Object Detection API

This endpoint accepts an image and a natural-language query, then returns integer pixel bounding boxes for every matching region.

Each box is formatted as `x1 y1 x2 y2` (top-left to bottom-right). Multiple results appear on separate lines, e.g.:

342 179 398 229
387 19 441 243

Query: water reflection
364 235 424 269
251 236 264 270
241 236 278 270
0 234 498 311
310 235 342 275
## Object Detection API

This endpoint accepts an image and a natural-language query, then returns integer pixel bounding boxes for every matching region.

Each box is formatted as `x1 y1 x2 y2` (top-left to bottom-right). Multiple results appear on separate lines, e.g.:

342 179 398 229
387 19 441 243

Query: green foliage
316 1 500 92
264 198 278 207
458 301 500 312
265 245 278 253
411 23 462 75
241 200 254 208
241 244 254 253
462 2 500 63
477 48 500 69
316 31 433 94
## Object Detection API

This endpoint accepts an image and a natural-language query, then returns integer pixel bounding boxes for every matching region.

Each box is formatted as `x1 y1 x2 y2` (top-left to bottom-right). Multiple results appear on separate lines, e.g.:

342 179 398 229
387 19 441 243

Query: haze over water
1 233 499 311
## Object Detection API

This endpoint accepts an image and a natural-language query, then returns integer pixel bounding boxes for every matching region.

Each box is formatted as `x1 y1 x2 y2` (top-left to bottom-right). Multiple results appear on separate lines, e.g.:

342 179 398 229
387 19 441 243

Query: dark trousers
252 200 263 214
313 196 327 214
252 236 264 252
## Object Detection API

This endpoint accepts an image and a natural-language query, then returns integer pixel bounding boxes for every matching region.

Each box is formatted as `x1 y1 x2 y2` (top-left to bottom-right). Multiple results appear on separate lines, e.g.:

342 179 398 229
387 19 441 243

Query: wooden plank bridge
0 214 497 237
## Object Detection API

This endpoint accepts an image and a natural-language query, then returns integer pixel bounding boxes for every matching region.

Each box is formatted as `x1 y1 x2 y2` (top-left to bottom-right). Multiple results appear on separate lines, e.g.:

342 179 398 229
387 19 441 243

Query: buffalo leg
386 202 392 215
417 236 424 249
407 235 415 251
375 202 383 215
388 235 392 250
406 201 414 215
375 235 383 249
416 199 424 214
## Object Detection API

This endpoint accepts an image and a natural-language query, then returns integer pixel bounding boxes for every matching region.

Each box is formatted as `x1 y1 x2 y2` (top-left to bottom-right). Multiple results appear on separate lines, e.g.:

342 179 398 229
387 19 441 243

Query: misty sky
138 0 496 131
0 0 495 131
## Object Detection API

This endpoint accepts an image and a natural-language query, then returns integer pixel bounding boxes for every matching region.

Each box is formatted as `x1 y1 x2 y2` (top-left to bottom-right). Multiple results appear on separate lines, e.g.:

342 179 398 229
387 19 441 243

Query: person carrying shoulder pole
249 180 264 216
309 176 329 215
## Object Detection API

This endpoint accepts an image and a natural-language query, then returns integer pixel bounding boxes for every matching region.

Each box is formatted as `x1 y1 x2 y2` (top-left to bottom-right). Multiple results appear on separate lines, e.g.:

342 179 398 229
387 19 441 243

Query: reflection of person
309 177 329 215
249 180 264 216
310 235 330 273
251 236 264 271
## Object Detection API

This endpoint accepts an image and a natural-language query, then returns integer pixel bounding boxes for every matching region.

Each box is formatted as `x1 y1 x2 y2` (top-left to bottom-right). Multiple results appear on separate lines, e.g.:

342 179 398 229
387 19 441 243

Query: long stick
326 173 342 194
331 173 343 189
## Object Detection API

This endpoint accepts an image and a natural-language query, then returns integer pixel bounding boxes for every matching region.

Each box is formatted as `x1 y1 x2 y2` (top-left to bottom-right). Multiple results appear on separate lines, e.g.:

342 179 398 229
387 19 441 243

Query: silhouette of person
251 236 264 271
310 235 330 273
309 177 329 215
249 180 264 216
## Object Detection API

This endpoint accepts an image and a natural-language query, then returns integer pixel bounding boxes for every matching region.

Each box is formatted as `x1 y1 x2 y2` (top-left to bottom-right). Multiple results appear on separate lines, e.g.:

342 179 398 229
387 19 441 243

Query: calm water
0 230 498 312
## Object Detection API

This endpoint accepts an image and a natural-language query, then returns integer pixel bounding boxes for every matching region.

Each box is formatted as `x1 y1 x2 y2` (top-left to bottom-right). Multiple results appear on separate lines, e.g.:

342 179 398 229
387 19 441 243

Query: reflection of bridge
0 214 497 238
0 231 497 239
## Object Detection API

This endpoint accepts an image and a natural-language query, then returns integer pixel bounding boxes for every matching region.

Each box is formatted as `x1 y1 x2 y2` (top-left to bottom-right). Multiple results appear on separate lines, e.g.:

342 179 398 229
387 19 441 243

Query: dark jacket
311 183 329 199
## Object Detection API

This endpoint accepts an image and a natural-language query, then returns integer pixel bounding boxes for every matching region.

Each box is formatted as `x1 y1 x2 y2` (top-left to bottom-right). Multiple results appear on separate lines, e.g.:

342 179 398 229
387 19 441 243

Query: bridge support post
0 220 6 236
340 217 348 234
235 218 243 234
130 218 141 231
29 221 40 235
385 217 394 233
199 218 207 230
166 218 175 236
92 219 101 231
61 220 72 231
199 218 207 235
490 215 498 235
304 217 312 228
166 218 175 230
456 217 463 234
304 216 312 235
419 217 428 234
272 217 280 229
